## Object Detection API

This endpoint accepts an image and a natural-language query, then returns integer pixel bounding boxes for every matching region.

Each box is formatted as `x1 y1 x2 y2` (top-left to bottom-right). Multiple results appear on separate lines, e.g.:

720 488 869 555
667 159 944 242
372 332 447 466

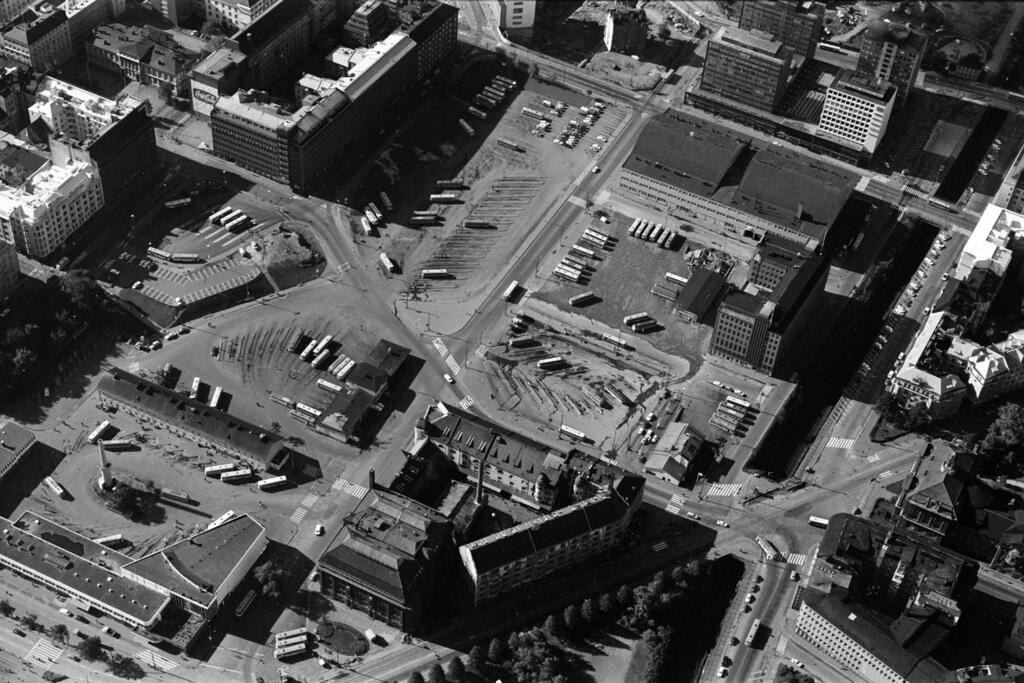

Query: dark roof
90 24 199 76
0 144 47 185
861 20 928 53
398 0 458 42
800 589 949 681
4 9 66 44
720 290 767 317
0 421 33 471
730 149 854 242
463 475 644 573
673 267 726 320
346 362 388 396
319 384 375 437
622 109 749 195
318 490 450 604
0 514 168 624
123 514 265 607
231 0 313 53
97 368 290 470
767 253 827 329
363 339 410 377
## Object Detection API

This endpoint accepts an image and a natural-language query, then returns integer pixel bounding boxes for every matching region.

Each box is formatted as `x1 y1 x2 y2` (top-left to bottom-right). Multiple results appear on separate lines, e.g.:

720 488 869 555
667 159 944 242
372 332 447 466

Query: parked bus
429 193 460 203
299 340 318 361
93 534 123 546
379 253 397 274
628 219 641 236
648 225 664 242
274 642 307 660
421 269 450 279
554 269 581 283
160 489 193 505
638 223 654 240
209 386 224 410
496 138 524 152
170 253 203 264
274 634 309 649
311 349 331 369
458 119 475 136
632 320 658 333
569 291 596 306
665 272 688 286
312 335 332 357
658 231 674 249
379 191 393 212
502 280 519 301
271 394 295 408
364 208 380 227
367 203 383 224
317 378 343 393
234 589 256 618
147 246 172 261
286 329 305 353
100 439 133 451
360 216 373 235
493 75 516 87
467 106 487 120
570 244 595 259
808 515 830 529
464 219 494 229
928 196 955 212
218 209 243 226
601 332 628 347
275 628 308 643
410 215 437 226
295 403 322 418
436 179 464 189
537 356 565 370
257 475 289 491
559 425 586 441
335 358 356 380
220 469 252 484
580 233 608 249
224 215 249 232
725 395 751 411
562 257 586 271
189 377 202 400
164 197 191 209
209 206 234 224
623 312 649 326
87 420 112 444
205 463 236 478
508 335 534 348
745 619 761 647
755 535 783 561
44 477 67 499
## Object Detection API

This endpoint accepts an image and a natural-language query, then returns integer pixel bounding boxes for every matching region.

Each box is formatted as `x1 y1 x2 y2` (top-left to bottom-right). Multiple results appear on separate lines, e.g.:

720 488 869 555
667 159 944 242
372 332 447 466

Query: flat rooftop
3 512 168 623
0 421 33 471
123 514 265 606
714 25 792 60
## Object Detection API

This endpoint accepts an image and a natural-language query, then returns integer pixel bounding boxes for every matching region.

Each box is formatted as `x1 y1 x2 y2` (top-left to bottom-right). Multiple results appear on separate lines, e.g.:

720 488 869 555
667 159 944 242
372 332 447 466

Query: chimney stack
368 468 375 491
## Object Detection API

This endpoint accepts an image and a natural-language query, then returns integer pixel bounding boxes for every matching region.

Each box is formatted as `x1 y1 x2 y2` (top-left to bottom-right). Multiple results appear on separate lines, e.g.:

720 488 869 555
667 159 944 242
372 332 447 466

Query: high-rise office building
816 69 895 155
701 26 793 113
738 0 823 59
856 21 927 105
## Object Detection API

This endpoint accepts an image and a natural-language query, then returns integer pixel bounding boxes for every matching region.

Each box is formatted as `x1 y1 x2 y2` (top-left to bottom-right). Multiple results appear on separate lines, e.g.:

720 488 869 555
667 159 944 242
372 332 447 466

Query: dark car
13 628 25 637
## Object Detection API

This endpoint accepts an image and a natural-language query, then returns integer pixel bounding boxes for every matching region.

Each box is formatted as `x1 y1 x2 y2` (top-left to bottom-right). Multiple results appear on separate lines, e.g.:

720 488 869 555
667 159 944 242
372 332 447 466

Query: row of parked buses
209 206 255 232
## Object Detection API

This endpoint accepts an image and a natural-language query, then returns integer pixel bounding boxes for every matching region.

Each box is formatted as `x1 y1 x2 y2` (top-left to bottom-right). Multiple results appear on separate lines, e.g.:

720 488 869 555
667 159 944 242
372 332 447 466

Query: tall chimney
475 457 486 504
97 442 113 491
368 468 375 491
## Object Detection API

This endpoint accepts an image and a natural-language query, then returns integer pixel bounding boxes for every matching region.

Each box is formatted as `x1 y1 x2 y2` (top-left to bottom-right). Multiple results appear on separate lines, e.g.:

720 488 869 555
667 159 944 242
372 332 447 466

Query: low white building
816 70 895 155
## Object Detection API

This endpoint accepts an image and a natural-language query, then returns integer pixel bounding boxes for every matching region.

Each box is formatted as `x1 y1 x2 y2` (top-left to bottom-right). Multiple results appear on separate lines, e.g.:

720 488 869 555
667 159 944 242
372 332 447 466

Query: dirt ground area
587 52 667 90
932 1 1012 45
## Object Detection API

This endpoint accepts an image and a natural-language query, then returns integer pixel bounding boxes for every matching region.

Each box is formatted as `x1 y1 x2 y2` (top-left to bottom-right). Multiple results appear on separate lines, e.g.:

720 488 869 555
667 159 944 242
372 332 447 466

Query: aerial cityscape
0 0 1023 682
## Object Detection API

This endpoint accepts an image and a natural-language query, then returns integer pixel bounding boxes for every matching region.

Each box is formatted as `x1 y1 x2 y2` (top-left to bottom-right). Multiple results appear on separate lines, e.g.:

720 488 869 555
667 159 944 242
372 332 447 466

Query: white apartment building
816 70 895 154
29 77 145 142
0 159 103 258
498 0 534 39
204 0 276 32
955 203 1021 285
965 330 1024 403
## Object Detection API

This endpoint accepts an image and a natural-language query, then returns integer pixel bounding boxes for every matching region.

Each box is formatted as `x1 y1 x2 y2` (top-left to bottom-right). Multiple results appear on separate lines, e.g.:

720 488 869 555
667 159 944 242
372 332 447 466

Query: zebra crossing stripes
704 483 742 497
445 355 461 375
135 648 178 672
459 395 475 410
475 344 488 358
786 553 807 566
567 195 587 208
776 634 790 656
301 493 319 508
867 454 880 463
665 503 680 515
24 637 62 668
289 507 308 524
432 338 449 356
652 541 668 552
826 436 855 450
332 478 369 498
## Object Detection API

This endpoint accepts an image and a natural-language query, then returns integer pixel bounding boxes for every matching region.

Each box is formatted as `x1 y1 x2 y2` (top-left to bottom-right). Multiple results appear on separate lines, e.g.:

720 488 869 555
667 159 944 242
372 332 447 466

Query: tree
543 613 564 639
599 592 616 616
271 421 282 433
657 21 672 40
107 652 145 679
447 656 465 682
49 623 69 644
21 613 40 632
616 585 633 607
581 598 597 625
488 636 506 663
563 604 581 636
468 644 486 672
427 662 446 683
407 673 425 683
78 635 106 662
253 560 289 600
108 485 141 519
0 599 13 617
983 402 1024 454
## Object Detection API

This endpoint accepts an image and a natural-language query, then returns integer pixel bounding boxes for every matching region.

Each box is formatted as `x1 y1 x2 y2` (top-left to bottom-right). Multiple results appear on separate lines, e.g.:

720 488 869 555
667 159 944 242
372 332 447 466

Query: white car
199 142 209 150
685 512 701 520
592 166 600 173
315 524 325 536
716 520 729 528
443 373 454 383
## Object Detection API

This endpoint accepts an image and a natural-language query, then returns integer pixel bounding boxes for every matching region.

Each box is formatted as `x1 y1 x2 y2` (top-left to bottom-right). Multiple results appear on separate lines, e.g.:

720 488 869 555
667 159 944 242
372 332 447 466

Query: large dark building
701 26 793 114
393 0 457 80
738 0 824 59
318 486 453 631
856 21 927 105
343 0 392 46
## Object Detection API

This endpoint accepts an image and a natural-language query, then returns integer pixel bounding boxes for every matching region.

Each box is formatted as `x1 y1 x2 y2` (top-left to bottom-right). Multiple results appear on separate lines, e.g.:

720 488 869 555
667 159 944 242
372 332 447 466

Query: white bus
537 356 564 370
93 534 123 546
665 272 688 286
422 269 450 278
220 469 252 484
205 463 236 478
379 192 394 212
569 291 596 306
360 216 373 235
100 439 133 451
502 280 519 301
335 358 356 380
623 312 649 326
275 628 308 642
87 420 111 444
379 253 397 274
209 386 223 409
218 209 243 226
311 335 332 356
745 618 761 647
189 377 202 400
311 349 331 369
257 475 289 491
44 477 67 499
808 515 829 529
559 424 586 441
570 244 595 258
223 215 249 232
210 206 234 224
317 378 343 393
274 642 307 660
295 403 322 418
234 589 256 618
165 197 191 209
274 634 309 649
299 340 318 361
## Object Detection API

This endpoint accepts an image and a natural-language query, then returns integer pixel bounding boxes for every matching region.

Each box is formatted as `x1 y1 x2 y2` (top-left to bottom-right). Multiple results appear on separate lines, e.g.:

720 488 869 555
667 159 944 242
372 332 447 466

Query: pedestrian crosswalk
826 436 855 450
459 395 475 410
432 338 449 356
705 483 742 497
786 553 807 566
135 648 179 672
289 507 308 524
445 355 461 375
567 195 587 208
867 454 880 463
331 478 369 498
475 344 488 358
665 494 686 515
776 634 790 656
301 493 319 508
24 637 63 668
652 541 668 552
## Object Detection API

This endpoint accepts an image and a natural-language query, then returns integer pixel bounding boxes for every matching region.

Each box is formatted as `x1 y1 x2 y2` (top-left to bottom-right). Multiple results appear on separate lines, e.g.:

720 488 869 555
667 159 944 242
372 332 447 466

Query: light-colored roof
956 203 1023 280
